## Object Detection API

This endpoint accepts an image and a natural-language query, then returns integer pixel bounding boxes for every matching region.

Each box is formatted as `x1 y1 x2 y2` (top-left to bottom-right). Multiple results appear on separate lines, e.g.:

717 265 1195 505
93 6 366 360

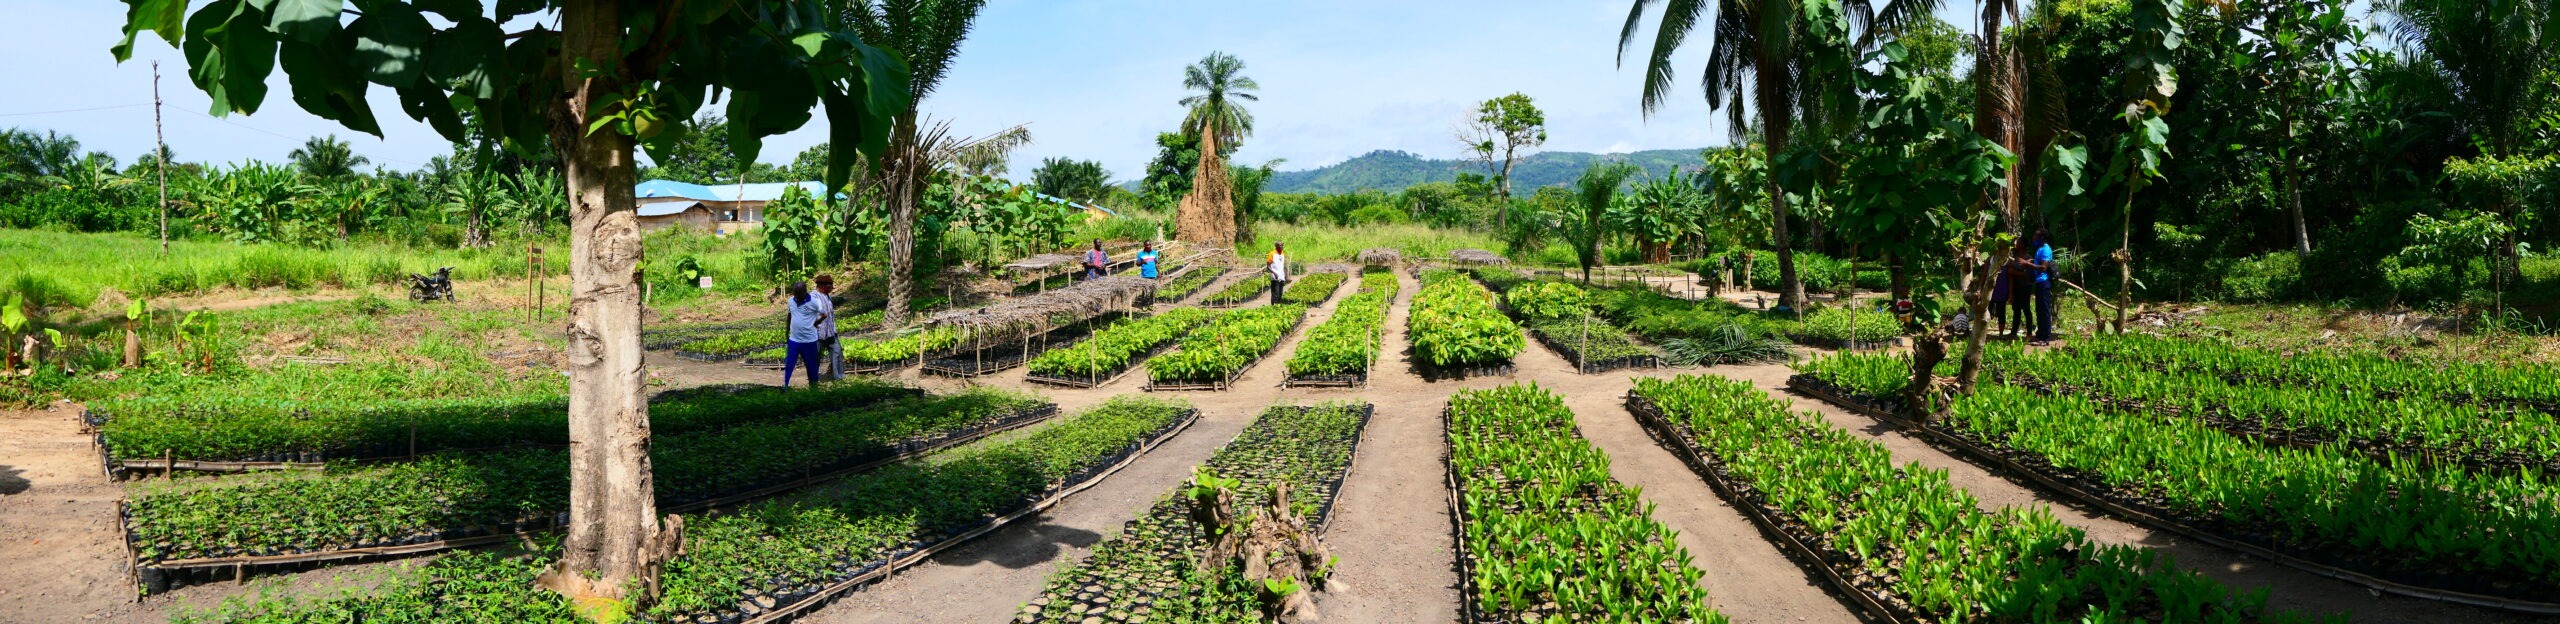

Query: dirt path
1715 363 2545 624
805 272 1370 624
1306 268 1463 624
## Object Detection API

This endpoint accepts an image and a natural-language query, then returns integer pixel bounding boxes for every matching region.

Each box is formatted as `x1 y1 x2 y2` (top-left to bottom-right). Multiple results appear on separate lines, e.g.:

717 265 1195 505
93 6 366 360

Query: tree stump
1189 476 1332 623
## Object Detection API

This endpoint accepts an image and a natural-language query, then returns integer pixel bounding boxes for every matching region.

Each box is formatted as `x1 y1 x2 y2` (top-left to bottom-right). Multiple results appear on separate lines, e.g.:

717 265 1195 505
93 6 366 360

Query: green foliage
1449 383 1725 623
173 396 1193 623
1203 274 1271 306
1154 267 1227 302
1408 269 1522 367
1635 375 2322 622
1503 281 1589 322
1263 149 1702 195
1285 271 1397 377
124 388 1040 564
1148 305 1305 383
1018 402 1367 623
1027 308 1216 378
96 378 910 464
1458 92 1548 199
1787 307 1901 345
1278 271 1348 306
1031 157 1113 204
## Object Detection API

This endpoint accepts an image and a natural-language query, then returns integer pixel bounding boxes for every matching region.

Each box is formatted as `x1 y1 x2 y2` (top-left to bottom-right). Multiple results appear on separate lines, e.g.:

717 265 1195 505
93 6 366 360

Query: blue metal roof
635 180 830 202
1029 191 1117 216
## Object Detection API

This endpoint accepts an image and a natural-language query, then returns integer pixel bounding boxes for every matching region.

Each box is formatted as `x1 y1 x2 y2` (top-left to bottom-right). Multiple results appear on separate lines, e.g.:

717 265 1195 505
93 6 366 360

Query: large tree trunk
1176 132 1237 247
884 115 920 328
1759 81 1805 310
544 0 669 611
1954 3 2022 392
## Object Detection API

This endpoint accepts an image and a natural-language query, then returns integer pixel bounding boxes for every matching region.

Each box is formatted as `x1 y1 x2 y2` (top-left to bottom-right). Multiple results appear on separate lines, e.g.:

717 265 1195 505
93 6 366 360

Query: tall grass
1239 222 1507 263
1 228 767 310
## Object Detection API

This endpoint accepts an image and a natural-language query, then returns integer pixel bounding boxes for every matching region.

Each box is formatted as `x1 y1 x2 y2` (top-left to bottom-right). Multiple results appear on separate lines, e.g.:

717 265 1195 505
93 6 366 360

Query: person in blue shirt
782 281 828 388
1137 242 1161 279
2026 229 2057 345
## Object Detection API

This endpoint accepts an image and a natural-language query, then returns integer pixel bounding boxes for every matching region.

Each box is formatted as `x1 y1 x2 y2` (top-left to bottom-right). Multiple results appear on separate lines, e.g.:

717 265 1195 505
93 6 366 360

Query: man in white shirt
1267 242 1289 305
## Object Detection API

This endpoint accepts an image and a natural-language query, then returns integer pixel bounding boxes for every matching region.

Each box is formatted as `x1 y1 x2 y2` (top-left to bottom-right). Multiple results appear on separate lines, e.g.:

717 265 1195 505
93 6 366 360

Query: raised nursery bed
922 319 1108 378
88 383 923 478
1785 377 2560 615
123 397 1060 593
1529 324 1661 374
1014 403 1371 624
1282 371 1366 388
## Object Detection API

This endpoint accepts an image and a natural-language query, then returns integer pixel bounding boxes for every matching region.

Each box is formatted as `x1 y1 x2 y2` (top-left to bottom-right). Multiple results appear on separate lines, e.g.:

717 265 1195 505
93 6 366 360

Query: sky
4 0 2005 182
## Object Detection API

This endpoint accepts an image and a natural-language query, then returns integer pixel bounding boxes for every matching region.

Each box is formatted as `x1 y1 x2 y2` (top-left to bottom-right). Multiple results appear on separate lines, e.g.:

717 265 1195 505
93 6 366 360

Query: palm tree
1618 0 1929 310
2377 0 2560 158
1569 162 1642 283
1175 52 1259 248
837 0 988 326
288 136 368 179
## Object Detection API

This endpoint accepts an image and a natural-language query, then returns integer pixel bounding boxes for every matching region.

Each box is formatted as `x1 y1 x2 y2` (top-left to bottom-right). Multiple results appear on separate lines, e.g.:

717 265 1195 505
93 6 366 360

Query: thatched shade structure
1312 262 1359 276
1450 249 1510 266
927 274 1159 343
1003 253 1079 273
1356 248 1402 267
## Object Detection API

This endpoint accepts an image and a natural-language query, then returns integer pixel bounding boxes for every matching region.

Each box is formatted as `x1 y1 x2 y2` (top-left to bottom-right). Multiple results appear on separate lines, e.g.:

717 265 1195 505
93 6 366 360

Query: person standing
1137 242 1161 279
1084 239 1109 281
1266 242 1289 305
2027 229 2057 345
2008 240 2035 337
813 274 842 380
782 281 827 388
1989 258 2015 337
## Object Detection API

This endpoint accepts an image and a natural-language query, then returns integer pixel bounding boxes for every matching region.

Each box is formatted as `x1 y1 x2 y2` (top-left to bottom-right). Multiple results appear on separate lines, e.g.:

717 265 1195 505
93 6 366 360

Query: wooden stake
152 61 169 255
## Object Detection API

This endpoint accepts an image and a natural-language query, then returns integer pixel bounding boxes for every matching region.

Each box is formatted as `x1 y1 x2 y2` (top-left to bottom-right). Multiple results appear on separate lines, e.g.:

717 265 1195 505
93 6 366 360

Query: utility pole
153 61 170 254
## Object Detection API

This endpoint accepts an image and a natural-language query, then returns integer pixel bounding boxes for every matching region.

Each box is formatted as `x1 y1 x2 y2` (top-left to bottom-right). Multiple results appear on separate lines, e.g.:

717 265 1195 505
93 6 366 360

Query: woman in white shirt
782 281 829 388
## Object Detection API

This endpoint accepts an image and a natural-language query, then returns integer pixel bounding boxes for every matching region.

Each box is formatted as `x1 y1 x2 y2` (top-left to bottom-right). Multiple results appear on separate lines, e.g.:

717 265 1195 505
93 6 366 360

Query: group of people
1990 229 2059 345
1082 239 1163 280
773 239 1299 388
781 274 841 388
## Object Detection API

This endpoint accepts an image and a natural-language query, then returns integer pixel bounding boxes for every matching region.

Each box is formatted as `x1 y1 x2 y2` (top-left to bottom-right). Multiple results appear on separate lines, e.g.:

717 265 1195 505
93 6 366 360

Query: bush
2211 253 2301 302
1503 282 1589 322
1345 204 1408 226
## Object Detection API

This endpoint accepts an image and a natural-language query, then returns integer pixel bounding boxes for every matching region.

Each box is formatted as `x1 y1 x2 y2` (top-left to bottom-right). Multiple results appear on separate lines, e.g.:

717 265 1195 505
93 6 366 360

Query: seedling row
1284 270 1398 387
124 389 1050 583
1015 401 1371 623
171 397 1201 623
1408 268 1520 379
1147 303 1308 391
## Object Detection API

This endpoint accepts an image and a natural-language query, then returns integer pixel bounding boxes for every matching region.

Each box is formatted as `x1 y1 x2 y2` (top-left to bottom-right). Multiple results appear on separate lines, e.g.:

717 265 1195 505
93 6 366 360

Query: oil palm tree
2377 0 2560 158
1619 0 1931 310
287 136 368 180
1175 51 1258 248
837 0 987 326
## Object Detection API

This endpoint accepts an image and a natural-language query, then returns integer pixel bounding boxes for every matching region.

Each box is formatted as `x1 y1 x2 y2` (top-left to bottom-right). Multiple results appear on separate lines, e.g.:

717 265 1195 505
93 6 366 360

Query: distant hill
1264 148 1706 194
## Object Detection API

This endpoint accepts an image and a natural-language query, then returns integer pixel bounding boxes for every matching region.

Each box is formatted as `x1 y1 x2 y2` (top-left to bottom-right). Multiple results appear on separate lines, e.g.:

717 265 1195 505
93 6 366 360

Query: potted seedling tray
1411 360 1514 382
1282 371 1367 388
1531 329 1662 374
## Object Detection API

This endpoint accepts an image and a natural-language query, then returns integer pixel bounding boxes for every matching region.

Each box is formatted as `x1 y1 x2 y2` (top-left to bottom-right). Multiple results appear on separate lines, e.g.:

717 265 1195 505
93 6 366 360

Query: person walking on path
782 281 828 388
1266 242 1289 305
813 274 842 380
2026 229 2058 345
1137 242 1161 279
1084 240 1110 281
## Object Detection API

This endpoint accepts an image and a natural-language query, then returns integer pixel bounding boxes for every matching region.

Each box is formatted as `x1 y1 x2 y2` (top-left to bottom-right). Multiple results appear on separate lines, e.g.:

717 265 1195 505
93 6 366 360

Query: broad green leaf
1 294 24 333
280 38 384 136
350 3 430 86
203 0 279 116
263 0 342 44
113 0 191 61
425 17 502 90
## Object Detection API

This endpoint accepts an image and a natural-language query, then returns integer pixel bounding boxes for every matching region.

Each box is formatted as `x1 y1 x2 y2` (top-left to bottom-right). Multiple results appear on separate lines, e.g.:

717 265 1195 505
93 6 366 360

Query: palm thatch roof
1356 248 1403 266
926 274 1158 342
1003 253 1080 272
1312 262 1360 275
1450 249 1510 265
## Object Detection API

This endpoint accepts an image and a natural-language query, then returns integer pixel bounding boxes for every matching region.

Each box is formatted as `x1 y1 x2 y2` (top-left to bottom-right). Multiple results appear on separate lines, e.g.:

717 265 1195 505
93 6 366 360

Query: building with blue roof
633 180 833 234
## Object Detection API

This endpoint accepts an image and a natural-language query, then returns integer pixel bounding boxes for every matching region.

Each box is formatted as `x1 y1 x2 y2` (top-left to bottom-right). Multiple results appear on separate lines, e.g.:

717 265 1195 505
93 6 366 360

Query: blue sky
5 1 2007 181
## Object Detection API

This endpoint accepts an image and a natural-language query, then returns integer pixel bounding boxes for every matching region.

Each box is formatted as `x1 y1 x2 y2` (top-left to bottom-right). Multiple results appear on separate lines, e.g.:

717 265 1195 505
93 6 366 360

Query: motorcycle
408 267 457 303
